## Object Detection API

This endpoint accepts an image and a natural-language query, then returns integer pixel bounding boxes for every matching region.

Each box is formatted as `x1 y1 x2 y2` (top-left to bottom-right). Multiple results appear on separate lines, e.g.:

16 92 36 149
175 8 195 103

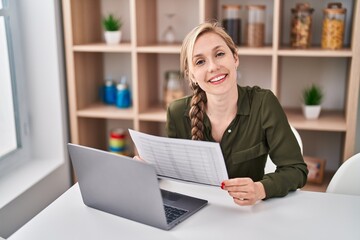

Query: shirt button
228 129 232 133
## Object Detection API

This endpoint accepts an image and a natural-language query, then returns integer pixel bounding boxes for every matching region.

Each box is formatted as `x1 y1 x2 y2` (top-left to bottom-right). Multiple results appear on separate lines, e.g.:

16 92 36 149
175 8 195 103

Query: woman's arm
260 91 308 199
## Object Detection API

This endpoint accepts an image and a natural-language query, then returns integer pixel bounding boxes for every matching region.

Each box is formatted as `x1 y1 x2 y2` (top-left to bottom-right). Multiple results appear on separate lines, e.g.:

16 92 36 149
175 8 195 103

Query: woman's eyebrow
192 45 223 59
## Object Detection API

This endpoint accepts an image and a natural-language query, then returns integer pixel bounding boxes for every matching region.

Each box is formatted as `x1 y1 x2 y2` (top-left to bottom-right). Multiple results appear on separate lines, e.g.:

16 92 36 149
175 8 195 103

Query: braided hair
180 21 238 140
189 82 207 140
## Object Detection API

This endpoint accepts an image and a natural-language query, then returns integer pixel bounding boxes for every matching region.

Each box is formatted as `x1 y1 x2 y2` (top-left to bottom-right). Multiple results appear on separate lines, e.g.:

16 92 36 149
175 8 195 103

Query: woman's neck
206 87 238 119
205 86 238 142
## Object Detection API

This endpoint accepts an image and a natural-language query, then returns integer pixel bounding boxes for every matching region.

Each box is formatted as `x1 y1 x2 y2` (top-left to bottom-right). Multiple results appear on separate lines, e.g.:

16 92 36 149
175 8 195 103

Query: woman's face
190 32 239 96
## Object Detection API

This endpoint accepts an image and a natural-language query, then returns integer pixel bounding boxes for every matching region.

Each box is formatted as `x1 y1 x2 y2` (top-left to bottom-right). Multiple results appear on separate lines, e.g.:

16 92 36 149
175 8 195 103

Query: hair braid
189 85 207 140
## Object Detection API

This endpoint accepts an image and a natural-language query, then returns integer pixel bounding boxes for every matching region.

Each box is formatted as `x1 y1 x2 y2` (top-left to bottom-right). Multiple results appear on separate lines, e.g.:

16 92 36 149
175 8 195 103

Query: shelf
136 44 181 54
73 42 133 52
134 46 352 57
135 107 346 131
63 0 360 186
278 47 352 57
77 103 135 120
237 46 273 56
285 108 346 132
139 107 166 122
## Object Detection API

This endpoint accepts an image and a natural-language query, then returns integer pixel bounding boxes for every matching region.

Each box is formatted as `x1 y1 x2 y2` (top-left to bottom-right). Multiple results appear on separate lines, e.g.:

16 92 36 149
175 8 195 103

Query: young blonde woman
166 21 308 206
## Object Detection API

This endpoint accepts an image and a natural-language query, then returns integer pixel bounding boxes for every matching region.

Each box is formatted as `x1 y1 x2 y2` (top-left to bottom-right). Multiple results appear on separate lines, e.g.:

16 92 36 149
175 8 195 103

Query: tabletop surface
9 180 360 240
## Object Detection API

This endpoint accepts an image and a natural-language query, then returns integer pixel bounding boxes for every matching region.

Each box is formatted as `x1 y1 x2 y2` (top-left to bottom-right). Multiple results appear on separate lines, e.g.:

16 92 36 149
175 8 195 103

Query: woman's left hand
221 178 266 206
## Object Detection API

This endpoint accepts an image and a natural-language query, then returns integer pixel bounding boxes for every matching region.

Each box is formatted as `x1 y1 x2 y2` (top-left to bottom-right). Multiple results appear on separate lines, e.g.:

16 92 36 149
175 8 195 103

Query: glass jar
222 5 242 45
163 71 184 109
290 3 314 48
321 3 346 50
246 5 266 47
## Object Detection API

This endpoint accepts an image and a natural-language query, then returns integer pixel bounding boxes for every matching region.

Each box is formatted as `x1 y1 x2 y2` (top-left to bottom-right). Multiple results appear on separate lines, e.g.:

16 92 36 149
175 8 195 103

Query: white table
9 180 360 240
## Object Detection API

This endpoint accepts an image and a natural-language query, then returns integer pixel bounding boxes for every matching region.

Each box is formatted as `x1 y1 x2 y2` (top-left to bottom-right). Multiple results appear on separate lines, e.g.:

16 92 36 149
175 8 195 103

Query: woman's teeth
209 75 226 83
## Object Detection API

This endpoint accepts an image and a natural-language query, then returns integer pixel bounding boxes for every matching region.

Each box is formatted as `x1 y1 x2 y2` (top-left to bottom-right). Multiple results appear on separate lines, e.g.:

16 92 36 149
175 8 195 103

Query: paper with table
128 129 229 186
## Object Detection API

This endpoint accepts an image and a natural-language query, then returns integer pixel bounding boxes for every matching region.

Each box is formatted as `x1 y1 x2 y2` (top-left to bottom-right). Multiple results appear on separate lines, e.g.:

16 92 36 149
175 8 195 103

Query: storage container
116 77 131 108
163 71 184 109
321 3 346 49
222 5 242 45
290 3 314 48
246 5 266 47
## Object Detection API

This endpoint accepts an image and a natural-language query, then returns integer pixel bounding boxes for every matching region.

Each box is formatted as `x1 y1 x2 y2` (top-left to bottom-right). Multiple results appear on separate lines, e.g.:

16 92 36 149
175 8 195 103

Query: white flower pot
302 105 321 119
104 31 121 45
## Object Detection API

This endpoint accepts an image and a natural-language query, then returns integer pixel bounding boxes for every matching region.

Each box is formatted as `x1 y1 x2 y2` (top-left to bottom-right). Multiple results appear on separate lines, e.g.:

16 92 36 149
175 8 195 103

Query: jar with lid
246 5 266 47
116 77 131 108
290 3 314 48
321 3 346 50
102 78 116 105
163 71 184 109
222 5 242 45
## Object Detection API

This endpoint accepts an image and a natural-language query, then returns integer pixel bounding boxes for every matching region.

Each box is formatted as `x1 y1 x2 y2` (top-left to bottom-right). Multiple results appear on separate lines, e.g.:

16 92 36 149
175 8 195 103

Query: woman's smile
208 74 227 84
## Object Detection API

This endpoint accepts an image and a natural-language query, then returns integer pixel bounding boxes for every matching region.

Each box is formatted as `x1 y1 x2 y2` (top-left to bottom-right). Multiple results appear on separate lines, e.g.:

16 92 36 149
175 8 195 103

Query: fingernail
221 182 225 189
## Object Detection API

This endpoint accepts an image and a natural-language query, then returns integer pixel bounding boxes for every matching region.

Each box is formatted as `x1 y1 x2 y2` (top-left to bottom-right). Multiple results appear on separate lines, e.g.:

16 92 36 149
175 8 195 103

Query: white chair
326 153 360 196
265 126 303 174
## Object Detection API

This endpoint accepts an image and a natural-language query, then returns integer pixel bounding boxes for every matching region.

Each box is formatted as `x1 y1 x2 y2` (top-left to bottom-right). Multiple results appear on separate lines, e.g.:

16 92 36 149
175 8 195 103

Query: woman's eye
216 52 225 57
195 59 205 66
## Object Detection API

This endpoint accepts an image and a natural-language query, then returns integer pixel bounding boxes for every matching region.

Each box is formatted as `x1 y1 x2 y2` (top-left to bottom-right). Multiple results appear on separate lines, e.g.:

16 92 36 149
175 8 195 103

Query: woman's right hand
221 178 266 206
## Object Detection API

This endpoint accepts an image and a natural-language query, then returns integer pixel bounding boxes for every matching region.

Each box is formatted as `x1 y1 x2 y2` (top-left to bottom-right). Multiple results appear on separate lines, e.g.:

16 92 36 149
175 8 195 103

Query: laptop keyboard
164 205 188 224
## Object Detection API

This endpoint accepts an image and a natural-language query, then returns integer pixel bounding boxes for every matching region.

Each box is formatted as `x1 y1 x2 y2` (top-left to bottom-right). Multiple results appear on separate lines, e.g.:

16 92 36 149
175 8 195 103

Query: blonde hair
180 21 238 140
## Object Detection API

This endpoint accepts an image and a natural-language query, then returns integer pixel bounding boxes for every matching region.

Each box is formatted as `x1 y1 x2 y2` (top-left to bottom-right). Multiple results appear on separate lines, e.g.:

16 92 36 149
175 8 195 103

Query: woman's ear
234 54 239 68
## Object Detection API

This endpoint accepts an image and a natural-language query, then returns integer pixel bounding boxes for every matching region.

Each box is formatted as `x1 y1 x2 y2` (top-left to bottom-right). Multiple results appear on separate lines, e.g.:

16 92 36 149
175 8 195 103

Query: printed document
129 129 229 186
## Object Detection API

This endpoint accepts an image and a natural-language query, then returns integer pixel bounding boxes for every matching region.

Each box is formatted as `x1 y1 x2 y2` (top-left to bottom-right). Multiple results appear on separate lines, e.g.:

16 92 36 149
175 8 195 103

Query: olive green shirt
166 85 308 199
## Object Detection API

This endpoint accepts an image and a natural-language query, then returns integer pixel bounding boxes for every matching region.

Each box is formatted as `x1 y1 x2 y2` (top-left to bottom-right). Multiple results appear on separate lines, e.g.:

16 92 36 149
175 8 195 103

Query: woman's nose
207 58 220 72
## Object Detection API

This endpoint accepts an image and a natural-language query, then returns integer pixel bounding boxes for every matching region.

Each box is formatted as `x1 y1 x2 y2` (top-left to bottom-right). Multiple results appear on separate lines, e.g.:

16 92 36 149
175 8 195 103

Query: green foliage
102 14 122 31
302 84 323 105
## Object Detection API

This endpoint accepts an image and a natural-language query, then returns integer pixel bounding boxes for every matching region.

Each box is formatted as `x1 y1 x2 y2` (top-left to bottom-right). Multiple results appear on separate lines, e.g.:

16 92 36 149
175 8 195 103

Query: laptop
67 143 208 230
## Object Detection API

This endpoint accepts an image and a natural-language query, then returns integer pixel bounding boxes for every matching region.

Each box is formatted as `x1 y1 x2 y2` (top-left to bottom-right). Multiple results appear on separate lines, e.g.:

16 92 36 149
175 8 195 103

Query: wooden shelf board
71 45 352 57
73 42 133 52
136 44 181 53
278 47 352 57
77 103 135 119
237 46 273 56
285 108 346 132
139 107 167 122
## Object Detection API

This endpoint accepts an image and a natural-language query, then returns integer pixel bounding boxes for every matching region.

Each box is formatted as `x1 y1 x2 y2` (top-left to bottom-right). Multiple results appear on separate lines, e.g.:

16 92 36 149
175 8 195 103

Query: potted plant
302 84 324 119
102 13 122 45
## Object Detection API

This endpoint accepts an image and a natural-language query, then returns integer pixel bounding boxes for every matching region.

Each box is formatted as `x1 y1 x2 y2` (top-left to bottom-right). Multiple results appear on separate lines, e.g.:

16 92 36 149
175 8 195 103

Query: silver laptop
68 143 208 230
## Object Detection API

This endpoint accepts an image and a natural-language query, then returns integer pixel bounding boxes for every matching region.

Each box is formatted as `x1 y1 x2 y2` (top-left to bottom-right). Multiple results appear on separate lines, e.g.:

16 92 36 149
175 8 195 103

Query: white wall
0 0 71 238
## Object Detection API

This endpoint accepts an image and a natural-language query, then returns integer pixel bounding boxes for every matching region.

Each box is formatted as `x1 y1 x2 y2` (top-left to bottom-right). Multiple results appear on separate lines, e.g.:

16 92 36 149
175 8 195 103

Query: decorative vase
302 105 321 119
104 31 121 45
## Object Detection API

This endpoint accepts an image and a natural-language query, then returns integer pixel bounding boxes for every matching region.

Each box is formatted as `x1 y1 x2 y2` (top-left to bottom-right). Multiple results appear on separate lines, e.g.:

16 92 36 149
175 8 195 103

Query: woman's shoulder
167 95 192 117
240 85 273 96
239 85 276 103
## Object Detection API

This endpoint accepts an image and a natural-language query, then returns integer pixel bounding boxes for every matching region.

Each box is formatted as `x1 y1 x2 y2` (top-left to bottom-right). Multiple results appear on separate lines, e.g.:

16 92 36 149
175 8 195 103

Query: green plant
102 14 122 31
302 84 324 105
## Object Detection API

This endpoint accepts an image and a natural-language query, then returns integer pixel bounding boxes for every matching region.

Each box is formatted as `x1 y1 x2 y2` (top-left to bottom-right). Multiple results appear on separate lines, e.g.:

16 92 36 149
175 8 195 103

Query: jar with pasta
321 3 346 50
290 3 314 49
246 5 266 47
